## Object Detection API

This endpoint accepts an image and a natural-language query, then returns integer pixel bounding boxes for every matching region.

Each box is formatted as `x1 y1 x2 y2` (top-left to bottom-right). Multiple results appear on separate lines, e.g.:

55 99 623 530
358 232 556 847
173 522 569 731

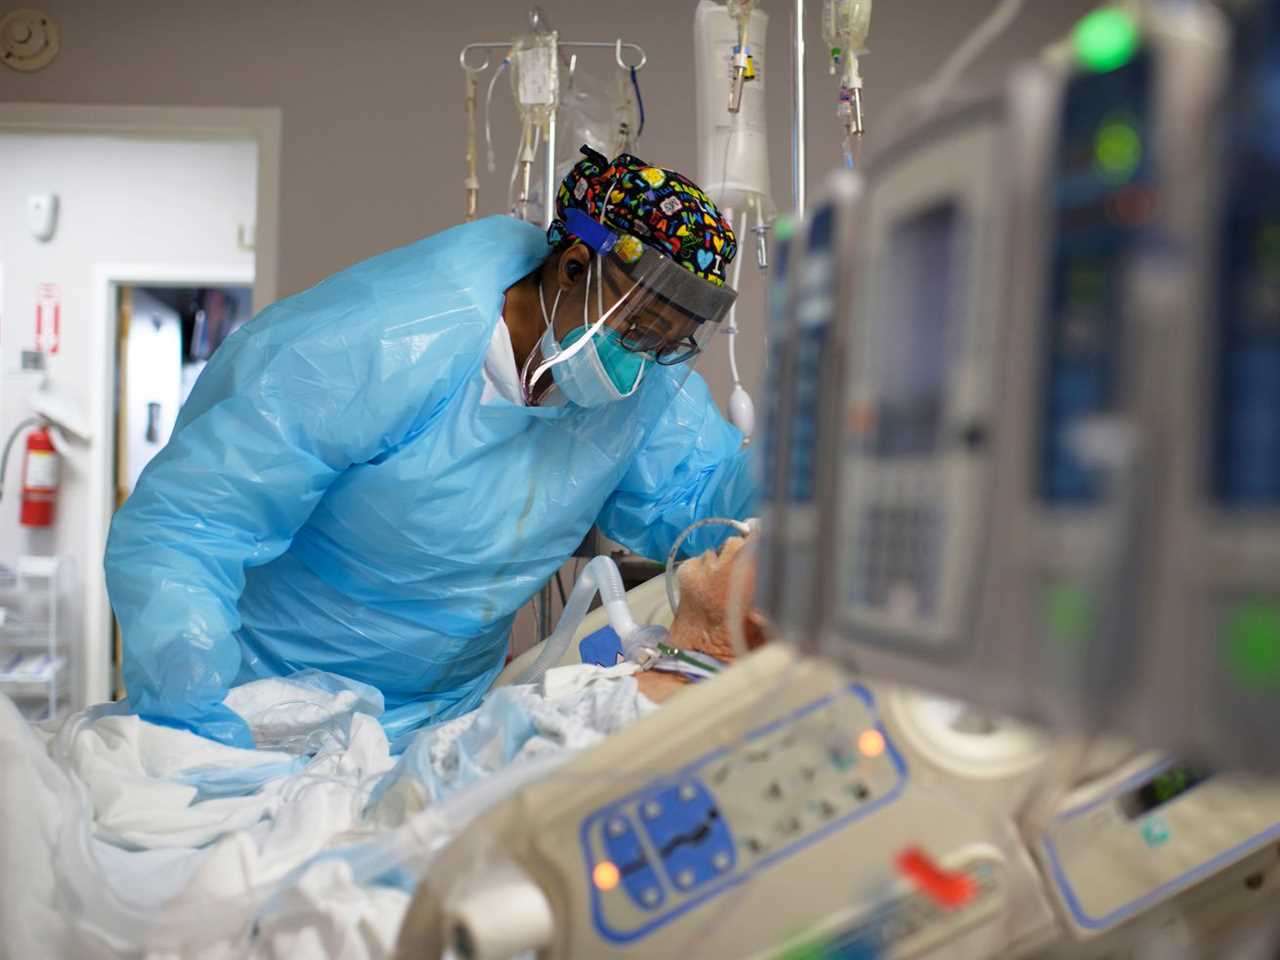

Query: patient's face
669 536 767 658
637 536 768 703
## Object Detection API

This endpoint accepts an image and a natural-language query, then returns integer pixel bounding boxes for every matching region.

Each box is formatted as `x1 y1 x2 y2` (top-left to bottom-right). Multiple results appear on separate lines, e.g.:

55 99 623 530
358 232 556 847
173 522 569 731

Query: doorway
110 282 253 698
0 104 280 709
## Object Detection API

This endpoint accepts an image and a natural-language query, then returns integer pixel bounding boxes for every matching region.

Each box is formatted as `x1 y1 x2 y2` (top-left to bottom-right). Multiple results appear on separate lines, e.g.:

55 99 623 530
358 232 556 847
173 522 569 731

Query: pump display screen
1039 53 1153 504
1213 5 1280 505
1120 765 1212 820
872 202 965 458
760 234 794 503
788 205 837 505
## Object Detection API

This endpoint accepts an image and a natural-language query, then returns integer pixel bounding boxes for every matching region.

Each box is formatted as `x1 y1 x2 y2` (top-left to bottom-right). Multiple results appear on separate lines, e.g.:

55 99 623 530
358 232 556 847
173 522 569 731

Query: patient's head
668 536 768 658
638 535 769 703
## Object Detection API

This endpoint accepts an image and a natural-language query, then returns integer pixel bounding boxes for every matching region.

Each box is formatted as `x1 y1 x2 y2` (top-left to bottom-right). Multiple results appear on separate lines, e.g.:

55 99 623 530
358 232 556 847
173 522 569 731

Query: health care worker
105 148 757 748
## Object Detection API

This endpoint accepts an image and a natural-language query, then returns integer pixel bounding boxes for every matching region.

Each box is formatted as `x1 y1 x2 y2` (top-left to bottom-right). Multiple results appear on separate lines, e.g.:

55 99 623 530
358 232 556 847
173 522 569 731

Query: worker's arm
105 290 486 748
596 371 757 562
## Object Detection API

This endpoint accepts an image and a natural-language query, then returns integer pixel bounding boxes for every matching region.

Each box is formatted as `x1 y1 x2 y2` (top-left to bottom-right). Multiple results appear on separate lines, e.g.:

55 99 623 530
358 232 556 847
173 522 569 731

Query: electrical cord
630 66 645 139
882 0 1028 127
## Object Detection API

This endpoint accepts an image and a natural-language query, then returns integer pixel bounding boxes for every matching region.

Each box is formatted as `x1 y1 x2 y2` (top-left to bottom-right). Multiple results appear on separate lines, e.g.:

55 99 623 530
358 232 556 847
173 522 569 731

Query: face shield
523 208 739 407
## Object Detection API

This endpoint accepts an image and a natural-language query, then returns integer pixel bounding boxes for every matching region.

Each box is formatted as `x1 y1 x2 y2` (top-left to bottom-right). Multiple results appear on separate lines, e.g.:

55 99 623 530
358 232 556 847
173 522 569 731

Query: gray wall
5 0 1096 407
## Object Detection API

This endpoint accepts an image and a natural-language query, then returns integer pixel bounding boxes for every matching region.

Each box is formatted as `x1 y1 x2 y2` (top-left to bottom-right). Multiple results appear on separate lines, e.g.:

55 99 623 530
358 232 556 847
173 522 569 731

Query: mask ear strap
528 261 611 387
526 262 644 389
596 255 605 326
522 282 563 396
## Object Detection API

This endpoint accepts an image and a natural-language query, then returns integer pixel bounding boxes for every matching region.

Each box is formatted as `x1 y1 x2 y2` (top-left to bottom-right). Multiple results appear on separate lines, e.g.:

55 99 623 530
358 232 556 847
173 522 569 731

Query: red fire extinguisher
19 426 58 527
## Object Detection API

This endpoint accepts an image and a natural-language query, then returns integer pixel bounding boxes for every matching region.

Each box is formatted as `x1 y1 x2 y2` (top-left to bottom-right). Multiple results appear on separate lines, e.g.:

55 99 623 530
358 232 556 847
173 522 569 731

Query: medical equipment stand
459 35 649 231
794 0 806 215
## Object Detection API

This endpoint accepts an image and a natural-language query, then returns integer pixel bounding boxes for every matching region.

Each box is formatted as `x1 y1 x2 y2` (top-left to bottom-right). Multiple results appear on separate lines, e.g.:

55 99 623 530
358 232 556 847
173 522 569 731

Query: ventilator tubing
515 556 664 685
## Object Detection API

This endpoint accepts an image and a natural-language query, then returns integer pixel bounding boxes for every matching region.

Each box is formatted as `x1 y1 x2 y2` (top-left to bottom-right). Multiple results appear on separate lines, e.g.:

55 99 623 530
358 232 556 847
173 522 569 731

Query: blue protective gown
105 216 756 748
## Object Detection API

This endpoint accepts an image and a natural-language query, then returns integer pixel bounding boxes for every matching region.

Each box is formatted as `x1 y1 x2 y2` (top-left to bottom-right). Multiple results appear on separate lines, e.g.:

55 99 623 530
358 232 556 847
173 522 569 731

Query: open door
110 283 250 699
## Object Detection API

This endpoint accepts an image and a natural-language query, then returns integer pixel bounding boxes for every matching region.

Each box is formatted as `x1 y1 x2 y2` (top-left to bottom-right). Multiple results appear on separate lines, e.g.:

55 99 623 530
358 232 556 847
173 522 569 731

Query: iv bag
510 27 559 129
556 71 620 180
694 0 774 215
823 0 873 63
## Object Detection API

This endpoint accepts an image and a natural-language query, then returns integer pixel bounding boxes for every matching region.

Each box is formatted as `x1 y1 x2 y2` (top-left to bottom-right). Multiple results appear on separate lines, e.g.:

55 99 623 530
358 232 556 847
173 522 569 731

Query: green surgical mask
555 325 651 404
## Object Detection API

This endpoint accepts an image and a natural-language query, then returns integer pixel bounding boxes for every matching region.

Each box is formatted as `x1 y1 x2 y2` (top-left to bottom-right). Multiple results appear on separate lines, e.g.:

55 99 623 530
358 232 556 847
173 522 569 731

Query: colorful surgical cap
547 146 739 287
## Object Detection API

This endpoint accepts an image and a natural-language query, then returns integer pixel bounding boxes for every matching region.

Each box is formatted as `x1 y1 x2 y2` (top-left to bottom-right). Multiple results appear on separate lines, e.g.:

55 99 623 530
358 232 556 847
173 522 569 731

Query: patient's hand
636 536 768 704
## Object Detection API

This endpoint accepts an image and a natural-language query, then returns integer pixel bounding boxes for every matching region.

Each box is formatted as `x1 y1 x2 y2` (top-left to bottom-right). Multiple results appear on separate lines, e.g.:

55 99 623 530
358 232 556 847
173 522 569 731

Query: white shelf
0 623 56 642
0 654 66 686
15 556 59 580
0 556 69 718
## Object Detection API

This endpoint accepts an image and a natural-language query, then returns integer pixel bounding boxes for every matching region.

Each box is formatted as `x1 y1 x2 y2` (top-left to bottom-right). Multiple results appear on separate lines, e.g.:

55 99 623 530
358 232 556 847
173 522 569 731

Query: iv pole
794 0 807 216
458 30 649 646
459 36 648 229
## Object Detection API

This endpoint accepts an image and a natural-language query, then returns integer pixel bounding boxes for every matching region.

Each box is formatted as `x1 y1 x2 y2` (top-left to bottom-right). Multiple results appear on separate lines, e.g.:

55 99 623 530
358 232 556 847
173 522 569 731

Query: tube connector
622 624 669 669
850 84 865 136
752 220 771 270
728 46 751 113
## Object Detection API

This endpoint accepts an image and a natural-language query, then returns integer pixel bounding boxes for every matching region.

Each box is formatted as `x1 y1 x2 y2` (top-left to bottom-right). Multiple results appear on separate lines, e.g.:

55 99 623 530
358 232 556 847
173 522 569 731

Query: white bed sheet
0 664 652 960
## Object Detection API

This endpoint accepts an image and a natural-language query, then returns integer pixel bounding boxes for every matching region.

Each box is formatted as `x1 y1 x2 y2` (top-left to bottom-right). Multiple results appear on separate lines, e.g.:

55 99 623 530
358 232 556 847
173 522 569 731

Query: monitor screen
872 201 966 458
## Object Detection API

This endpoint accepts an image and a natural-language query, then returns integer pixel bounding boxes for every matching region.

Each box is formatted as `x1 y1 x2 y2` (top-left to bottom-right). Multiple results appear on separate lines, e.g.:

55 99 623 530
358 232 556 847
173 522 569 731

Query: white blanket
0 665 652 960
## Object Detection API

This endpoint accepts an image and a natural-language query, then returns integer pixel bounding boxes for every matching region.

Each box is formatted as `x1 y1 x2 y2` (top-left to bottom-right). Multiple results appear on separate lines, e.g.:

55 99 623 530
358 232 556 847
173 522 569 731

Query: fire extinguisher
20 426 58 527
0 418 58 527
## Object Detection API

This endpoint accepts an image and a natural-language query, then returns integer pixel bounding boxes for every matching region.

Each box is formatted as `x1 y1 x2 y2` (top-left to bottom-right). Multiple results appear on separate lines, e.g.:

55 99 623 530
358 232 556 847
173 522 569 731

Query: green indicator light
1074 7 1140 74
1095 117 1142 182
774 214 797 241
1224 602 1280 690
1046 584 1095 651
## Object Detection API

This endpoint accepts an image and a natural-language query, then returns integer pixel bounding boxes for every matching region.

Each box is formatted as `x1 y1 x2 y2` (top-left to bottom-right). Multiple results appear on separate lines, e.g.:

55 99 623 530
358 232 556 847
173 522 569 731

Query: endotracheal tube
822 0 873 167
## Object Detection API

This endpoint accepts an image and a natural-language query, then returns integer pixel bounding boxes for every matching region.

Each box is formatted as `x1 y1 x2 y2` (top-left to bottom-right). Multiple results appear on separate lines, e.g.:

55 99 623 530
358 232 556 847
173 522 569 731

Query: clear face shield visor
524 211 739 405
594 244 738 365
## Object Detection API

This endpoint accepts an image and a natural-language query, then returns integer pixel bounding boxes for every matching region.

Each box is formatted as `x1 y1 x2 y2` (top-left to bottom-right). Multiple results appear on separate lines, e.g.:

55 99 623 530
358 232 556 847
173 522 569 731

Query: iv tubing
726 208 748 386
918 0 1027 117
630 66 645 139
514 556 644 685
484 58 509 174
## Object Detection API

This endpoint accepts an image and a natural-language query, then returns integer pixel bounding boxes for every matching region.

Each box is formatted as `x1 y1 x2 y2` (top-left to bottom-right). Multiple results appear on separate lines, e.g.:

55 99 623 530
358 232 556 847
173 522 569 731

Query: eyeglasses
601 266 705 365
616 324 702 365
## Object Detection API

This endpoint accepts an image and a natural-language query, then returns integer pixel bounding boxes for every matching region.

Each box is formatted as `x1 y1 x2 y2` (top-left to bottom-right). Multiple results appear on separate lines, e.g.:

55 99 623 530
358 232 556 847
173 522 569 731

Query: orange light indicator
858 728 886 759
849 405 876 437
593 861 621 891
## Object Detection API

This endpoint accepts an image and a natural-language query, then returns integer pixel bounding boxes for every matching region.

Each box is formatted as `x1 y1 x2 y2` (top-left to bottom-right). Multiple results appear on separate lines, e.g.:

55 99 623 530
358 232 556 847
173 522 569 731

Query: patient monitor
1119 0 1280 773
758 175 860 643
812 2 1233 742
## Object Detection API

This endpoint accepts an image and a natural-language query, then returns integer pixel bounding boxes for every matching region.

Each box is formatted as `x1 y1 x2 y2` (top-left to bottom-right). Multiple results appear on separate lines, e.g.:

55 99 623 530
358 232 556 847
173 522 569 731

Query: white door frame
0 103 280 308
0 104 281 706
